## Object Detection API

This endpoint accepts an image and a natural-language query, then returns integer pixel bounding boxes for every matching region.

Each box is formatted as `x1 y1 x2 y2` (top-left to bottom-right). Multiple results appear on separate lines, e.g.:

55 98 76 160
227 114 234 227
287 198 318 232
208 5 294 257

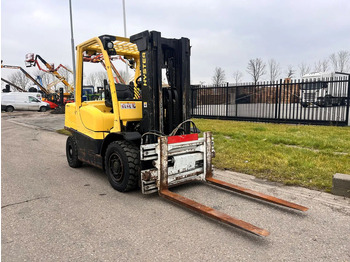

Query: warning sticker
120 102 136 109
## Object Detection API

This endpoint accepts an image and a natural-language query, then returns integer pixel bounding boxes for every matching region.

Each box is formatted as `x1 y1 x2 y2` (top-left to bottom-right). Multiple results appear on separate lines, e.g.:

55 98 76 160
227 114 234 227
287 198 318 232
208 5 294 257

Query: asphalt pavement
1 111 350 261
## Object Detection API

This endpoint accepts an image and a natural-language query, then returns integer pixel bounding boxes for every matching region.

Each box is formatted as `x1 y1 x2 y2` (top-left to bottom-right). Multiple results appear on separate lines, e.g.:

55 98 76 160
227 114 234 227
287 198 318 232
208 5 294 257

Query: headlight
107 41 114 49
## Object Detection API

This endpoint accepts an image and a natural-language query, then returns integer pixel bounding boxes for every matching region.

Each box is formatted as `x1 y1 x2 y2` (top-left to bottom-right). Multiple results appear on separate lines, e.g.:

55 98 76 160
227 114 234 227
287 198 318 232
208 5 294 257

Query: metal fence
191 76 350 126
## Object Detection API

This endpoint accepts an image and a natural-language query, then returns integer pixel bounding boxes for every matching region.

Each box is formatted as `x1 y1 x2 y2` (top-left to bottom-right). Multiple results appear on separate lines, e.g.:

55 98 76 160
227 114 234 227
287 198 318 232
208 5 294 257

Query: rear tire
104 140 140 192
6 106 14 112
66 136 83 168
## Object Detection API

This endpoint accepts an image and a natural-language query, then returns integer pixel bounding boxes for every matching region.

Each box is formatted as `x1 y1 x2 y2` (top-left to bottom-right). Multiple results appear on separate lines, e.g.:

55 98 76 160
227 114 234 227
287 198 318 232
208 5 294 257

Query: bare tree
33 69 61 92
268 59 281 82
33 69 49 87
321 59 329 72
286 65 295 78
9 71 29 90
246 58 266 84
58 65 73 86
330 53 338 71
314 59 329 72
232 70 243 85
212 67 226 86
298 63 311 77
86 73 98 87
314 61 322 73
1 80 6 91
330 51 350 72
119 70 132 83
86 71 107 90
337 51 349 72
94 71 107 87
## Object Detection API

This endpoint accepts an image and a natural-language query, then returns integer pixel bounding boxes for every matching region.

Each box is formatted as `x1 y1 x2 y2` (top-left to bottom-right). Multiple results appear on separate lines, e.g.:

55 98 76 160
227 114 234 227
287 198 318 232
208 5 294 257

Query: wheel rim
68 144 73 159
109 152 124 182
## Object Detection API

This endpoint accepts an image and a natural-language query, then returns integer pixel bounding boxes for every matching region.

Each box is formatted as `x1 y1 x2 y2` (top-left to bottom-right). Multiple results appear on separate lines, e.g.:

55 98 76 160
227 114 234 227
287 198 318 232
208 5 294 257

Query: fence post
235 85 238 117
226 82 229 117
346 76 350 126
275 80 280 120
190 87 193 117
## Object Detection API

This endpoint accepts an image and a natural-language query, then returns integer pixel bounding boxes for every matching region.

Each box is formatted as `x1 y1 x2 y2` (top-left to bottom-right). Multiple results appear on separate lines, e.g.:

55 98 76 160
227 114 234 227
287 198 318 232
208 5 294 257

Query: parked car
44 100 59 109
1 92 50 112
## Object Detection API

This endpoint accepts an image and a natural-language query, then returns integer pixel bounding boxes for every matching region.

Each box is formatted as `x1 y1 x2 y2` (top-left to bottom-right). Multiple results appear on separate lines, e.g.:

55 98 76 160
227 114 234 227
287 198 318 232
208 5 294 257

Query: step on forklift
65 31 307 236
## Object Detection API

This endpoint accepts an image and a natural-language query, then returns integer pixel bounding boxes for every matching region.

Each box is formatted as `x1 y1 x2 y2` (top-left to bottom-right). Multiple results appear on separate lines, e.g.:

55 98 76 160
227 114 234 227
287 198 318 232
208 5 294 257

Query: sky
1 0 350 87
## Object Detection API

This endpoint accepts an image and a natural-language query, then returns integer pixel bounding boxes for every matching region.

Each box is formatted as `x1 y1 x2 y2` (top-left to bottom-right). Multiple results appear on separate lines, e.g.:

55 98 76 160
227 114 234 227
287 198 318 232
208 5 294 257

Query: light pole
69 0 76 93
122 0 128 78
122 0 127 38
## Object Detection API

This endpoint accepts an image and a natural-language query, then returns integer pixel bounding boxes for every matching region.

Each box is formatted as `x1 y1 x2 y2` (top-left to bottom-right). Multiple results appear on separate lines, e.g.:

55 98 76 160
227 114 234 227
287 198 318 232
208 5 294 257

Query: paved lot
1 111 350 261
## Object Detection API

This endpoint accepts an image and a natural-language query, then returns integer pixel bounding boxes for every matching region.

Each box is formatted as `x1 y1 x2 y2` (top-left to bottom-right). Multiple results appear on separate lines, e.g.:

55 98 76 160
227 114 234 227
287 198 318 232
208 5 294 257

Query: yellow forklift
65 31 307 236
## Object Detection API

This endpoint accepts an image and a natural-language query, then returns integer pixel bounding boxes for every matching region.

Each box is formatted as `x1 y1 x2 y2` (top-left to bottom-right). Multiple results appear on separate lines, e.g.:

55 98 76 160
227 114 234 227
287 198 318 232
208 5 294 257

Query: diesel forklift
65 30 307 236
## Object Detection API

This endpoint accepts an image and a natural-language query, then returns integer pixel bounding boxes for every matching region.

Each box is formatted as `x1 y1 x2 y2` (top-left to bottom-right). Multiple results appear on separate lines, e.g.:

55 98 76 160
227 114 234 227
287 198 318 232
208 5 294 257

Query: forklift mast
130 31 191 136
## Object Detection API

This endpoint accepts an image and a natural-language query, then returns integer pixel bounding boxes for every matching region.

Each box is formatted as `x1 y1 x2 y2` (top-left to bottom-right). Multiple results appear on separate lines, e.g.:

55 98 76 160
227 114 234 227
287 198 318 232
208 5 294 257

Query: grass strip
193 119 350 192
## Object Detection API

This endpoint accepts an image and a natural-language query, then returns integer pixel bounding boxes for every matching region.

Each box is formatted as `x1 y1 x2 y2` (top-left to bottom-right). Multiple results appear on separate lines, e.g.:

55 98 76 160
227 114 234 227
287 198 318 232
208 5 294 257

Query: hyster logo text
142 52 147 86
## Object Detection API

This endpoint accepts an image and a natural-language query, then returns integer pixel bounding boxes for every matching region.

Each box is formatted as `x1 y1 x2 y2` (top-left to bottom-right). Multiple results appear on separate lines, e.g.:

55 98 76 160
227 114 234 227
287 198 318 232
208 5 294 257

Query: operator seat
105 83 134 108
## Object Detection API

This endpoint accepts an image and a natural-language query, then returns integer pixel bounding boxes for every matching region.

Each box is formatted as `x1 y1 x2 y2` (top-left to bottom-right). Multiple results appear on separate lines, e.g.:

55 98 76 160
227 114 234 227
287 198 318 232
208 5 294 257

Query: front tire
105 140 140 192
66 136 83 168
39 106 47 112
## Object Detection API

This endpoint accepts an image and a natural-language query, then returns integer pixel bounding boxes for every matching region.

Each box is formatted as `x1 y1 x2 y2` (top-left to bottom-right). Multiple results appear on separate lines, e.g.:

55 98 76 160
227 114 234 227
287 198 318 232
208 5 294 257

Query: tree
86 71 106 88
286 65 295 78
298 63 311 77
268 59 281 82
212 67 226 86
33 69 50 87
58 65 73 86
1 80 6 91
330 51 350 72
32 69 61 92
314 59 329 72
232 70 243 85
246 58 266 84
119 70 132 83
94 71 107 87
9 71 29 90
86 73 97 87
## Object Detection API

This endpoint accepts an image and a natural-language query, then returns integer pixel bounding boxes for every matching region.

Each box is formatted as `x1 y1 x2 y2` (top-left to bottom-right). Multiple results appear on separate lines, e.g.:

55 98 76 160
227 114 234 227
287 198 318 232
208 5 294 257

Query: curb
332 173 350 198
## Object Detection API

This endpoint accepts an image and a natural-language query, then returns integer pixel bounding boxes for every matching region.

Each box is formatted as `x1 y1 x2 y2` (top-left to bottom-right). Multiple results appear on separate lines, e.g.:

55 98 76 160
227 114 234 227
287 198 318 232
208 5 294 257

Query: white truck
1 92 50 112
300 72 349 107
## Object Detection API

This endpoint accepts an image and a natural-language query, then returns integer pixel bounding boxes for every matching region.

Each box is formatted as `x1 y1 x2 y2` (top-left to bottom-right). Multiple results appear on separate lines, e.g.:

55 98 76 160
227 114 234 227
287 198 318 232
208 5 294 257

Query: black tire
104 140 140 192
6 106 14 112
39 106 47 112
66 136 83 168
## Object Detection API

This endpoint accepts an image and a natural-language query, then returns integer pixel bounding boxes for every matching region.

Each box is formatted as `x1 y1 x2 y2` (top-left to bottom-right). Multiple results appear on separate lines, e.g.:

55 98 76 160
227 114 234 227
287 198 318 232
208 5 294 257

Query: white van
1 92 50 112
